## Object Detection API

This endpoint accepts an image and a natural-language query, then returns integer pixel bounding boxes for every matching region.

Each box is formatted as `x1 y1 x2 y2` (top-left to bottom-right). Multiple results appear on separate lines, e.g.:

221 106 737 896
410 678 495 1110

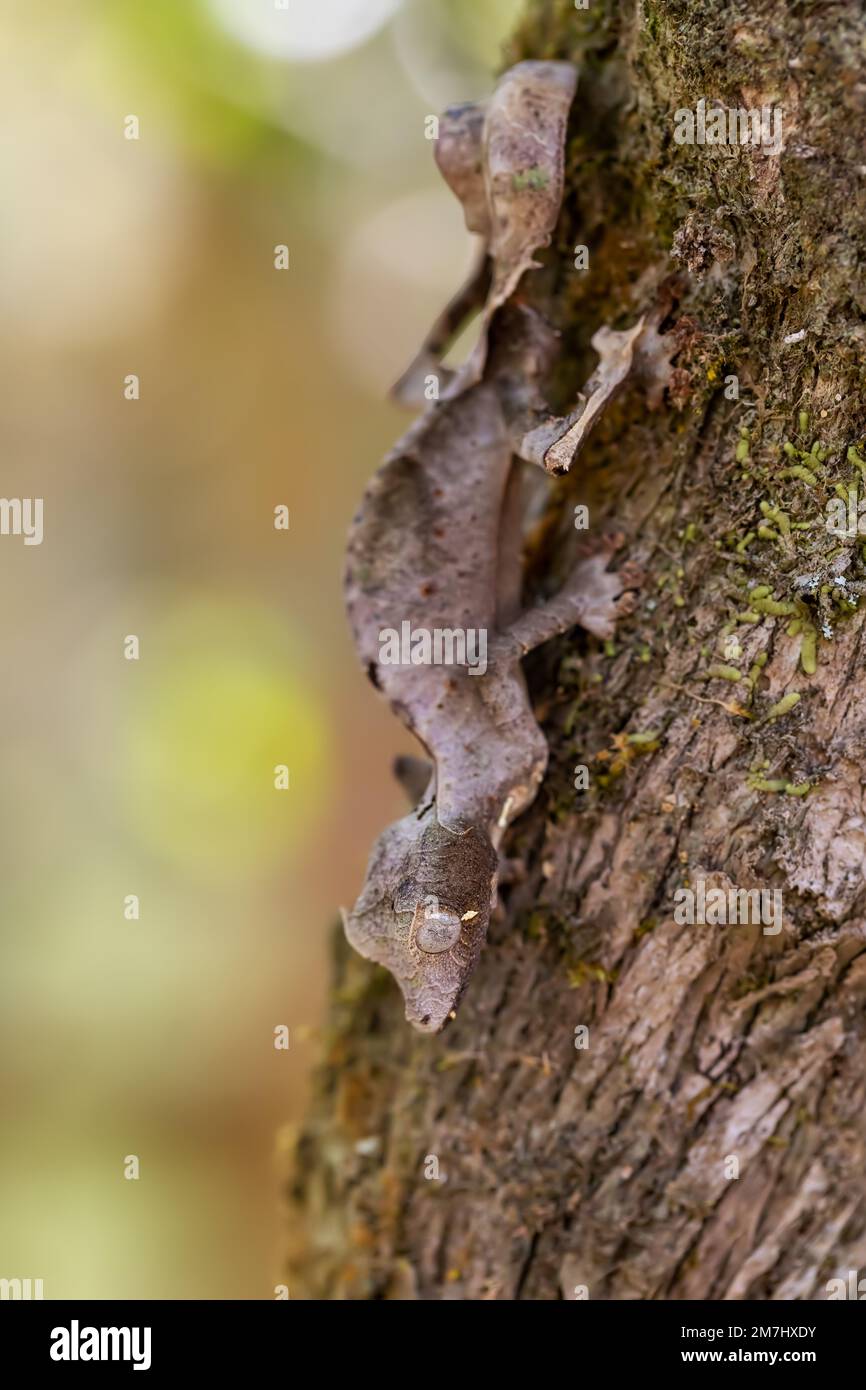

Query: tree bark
285 0 866 1300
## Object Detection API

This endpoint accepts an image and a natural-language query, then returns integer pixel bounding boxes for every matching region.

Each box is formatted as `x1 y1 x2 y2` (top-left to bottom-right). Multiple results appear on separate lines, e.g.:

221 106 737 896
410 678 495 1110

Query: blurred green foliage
121 597 331 874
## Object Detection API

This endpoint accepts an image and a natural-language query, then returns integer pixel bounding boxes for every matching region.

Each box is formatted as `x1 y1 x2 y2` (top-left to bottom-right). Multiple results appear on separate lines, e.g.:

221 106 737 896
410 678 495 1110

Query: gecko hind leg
391 254 492 408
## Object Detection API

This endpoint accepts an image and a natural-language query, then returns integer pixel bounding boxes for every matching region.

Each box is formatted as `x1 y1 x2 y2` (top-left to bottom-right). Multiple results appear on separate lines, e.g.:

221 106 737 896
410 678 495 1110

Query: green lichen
781 464 818 486
847 446 866 479
748 776 788 792
512 166 549 190
752 596 796 616
765 691 801 720
800 627 818 675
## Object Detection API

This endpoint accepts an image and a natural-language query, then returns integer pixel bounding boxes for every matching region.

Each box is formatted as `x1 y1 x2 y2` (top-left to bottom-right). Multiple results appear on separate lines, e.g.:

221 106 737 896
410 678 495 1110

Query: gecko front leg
491 534 641 660
391 254 491 408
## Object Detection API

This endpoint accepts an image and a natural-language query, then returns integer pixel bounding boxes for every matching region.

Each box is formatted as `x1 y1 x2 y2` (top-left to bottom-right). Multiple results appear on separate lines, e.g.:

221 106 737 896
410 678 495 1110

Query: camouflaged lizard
343 61 672 1033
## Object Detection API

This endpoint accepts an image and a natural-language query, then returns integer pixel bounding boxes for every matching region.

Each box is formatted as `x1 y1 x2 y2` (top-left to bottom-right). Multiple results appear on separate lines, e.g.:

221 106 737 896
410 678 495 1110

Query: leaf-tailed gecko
343 61 672 1033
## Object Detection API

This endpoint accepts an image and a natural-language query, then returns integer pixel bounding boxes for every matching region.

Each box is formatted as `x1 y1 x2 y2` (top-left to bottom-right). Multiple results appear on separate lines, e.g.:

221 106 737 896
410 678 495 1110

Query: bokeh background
0 0 523 1298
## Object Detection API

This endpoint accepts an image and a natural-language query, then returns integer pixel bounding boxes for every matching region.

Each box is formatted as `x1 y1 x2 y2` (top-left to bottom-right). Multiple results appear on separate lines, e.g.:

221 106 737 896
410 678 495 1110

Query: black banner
2 1297 860 1375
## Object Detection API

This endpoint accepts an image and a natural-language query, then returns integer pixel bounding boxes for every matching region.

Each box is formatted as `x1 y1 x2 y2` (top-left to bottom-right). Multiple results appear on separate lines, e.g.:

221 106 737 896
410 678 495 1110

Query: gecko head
343 807 498 1034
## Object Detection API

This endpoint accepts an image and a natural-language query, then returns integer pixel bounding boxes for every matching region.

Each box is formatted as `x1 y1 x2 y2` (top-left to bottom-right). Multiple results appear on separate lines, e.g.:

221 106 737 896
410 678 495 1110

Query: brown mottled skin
343 63 655 1033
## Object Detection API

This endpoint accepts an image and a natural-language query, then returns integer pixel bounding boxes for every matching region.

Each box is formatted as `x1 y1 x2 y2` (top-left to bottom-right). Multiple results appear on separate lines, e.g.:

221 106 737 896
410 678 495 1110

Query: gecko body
343 62 664 1032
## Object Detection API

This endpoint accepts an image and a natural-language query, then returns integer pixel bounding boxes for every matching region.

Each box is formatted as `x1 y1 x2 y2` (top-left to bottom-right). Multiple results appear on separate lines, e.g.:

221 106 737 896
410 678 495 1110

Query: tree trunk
284 0 866 1300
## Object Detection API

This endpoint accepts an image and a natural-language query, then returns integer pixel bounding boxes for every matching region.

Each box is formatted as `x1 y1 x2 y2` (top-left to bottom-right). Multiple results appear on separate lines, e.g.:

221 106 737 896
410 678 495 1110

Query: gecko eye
414 902 462 954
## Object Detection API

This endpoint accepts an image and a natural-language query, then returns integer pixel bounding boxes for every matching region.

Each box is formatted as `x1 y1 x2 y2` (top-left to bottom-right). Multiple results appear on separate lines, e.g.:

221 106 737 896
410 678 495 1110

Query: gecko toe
616 561 644 592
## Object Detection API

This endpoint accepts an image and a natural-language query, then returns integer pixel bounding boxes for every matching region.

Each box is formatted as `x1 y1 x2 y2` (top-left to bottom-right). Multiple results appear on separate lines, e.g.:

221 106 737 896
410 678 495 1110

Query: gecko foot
613 560 643 617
